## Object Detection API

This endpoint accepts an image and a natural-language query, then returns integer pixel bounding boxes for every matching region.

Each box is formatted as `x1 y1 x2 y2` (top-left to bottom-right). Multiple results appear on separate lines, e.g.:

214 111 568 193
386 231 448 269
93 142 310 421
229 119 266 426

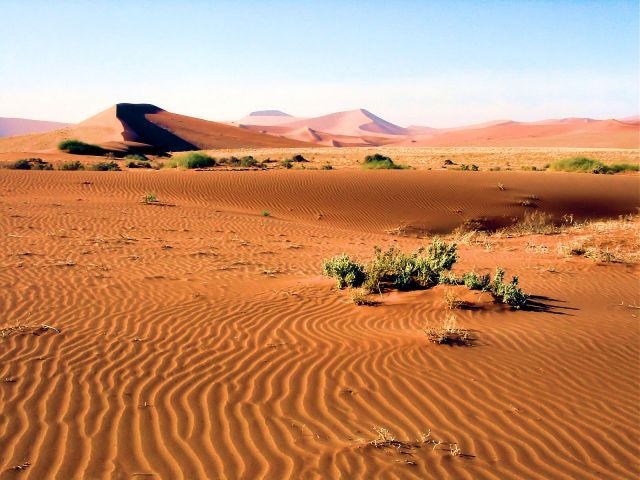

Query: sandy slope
0 169 638 479
236 111 640 148
0 105 314 154
0 118 70 138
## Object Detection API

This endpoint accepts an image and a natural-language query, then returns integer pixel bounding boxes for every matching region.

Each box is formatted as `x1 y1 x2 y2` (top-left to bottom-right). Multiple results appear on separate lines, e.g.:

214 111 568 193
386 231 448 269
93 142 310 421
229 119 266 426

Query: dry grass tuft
423 314 472 346
349 289 379 306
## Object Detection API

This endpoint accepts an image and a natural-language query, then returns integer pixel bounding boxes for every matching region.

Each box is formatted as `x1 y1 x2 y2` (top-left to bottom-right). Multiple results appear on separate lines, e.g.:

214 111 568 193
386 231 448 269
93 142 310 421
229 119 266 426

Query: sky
1 0 638 127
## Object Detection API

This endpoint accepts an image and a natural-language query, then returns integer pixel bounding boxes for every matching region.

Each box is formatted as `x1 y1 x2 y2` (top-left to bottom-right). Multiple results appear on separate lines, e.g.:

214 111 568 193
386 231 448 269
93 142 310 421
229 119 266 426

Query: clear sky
1 0 638 126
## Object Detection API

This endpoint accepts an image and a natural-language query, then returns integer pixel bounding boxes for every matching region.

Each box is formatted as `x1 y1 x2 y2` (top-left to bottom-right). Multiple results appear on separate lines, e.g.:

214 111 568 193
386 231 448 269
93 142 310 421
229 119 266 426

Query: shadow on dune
116 104 197 153
523 295 578 315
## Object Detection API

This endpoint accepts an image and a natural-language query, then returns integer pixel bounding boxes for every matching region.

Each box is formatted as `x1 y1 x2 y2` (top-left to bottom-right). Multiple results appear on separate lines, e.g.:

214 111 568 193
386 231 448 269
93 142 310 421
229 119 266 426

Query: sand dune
235 110 640 148
0 117 69 137
0 168 638 479
0 104 314 154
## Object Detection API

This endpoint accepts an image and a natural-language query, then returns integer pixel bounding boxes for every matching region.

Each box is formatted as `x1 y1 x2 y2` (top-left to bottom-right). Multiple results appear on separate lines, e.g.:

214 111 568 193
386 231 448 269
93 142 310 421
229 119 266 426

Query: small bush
240 156 258 167
59 161 84 171
489 268 528 308
321 163 333 170
261 210 271 217
350 289 378 306
124 154 148 161
91 161 121 171
462 272 490 290
423 314 471 346
362 153 410 170
127 160 152 169
281 159 293 169
289 154 308 163
142 193 158 204
165 152 216 169
10 158 53 170
322 254 365 289
549 157 639 174
58 139 106 156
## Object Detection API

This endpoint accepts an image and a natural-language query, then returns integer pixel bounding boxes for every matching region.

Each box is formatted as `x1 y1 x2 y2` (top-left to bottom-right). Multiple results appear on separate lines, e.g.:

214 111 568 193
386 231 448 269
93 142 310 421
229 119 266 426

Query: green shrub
281 159 293 169
322 254 366 289
127 160 152 169
164 152 216 169
321 163 333 170
58 139 106 156
91 161 121 171
361 240 457 292
362 153 410 170
462 272 490 290
59 161 84 171
124 154 148 161
240 156 258 167
489 268 528 308
549 157 639 174
261 210 271 217
289 154 308 163
10 158 53 170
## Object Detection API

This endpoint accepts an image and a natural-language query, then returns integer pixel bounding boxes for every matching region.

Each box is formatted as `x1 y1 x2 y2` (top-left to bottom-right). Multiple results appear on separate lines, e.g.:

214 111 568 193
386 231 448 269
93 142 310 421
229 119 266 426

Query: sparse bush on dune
240 156 258 167
321 163 333 170
58 139 106 156
362 153 410 170
549 157 639 174
281 159 293 169
164 152 217 169
58 160 85 171
90 161 121 171
289 154 308 163
10 158 53 170
127 160 152 169
323 240 529 308
322 254 366 289
490 268 528 309
124 154 148 161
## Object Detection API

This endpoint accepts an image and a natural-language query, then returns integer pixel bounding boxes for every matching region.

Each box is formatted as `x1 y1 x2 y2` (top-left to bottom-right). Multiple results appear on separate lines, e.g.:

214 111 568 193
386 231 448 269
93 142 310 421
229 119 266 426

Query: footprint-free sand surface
0 169 638 479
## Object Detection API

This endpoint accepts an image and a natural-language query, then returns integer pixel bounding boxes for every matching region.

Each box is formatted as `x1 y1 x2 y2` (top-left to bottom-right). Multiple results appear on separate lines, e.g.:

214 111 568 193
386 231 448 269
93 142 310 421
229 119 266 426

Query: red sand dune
236 110 640 148
0 117 69 137
0 104 314 154
0 169 638 479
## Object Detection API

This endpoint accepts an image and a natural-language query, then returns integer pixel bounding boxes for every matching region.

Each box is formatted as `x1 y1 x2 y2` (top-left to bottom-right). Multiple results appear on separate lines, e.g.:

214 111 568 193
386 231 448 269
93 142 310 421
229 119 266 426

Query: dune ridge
0 104 314 154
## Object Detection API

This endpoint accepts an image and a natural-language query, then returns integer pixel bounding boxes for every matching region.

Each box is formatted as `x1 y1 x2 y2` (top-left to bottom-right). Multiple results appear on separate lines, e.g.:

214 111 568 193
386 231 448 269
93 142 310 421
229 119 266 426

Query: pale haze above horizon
1 0 638 127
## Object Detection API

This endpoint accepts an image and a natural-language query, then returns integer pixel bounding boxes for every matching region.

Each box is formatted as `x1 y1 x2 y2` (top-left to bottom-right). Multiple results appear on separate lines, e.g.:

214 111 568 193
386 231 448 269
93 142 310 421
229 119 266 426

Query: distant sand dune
0 104 314 154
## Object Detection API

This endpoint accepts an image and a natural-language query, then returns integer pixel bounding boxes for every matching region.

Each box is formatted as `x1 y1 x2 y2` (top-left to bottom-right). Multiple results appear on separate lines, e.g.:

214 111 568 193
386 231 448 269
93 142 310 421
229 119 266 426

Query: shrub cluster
323 240 457 292
58 139 106 156
59 160 84 171
323 241 529 308
10 158 53 170
91 161 121 171
127 160 153 169
362 153 410 170
164 152 216 169
549 157 639 174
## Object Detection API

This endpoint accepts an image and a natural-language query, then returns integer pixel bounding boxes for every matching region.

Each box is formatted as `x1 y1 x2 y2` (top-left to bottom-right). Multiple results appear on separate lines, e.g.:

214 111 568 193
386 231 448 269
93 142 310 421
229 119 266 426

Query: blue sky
1 0 638 126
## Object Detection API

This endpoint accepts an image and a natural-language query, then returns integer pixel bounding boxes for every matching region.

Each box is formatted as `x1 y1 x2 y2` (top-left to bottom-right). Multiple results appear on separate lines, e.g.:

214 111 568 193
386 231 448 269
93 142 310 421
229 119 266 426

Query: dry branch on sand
0 324 60 339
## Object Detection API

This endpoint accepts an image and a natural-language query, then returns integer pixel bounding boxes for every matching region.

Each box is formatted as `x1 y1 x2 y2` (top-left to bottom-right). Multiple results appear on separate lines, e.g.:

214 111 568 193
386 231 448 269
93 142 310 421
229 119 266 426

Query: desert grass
423 314 472 346
349 288 379 306
196 146 640 171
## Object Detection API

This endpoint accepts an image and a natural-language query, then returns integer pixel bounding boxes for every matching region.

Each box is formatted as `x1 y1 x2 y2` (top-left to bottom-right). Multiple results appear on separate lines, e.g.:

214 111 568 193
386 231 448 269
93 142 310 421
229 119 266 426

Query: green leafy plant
362 153 410 170
164 152 216 169
322 254 366 289
58 139 106 156
261 210 271 217
10 158 53 170
549 157 639 174
90 161 121 171
489 268 528 308
58 161 85 171
462 272 490 290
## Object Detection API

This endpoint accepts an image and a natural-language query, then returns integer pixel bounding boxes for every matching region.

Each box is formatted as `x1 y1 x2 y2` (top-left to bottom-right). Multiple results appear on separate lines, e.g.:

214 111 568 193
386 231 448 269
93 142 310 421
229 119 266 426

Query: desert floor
0 166 638 479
